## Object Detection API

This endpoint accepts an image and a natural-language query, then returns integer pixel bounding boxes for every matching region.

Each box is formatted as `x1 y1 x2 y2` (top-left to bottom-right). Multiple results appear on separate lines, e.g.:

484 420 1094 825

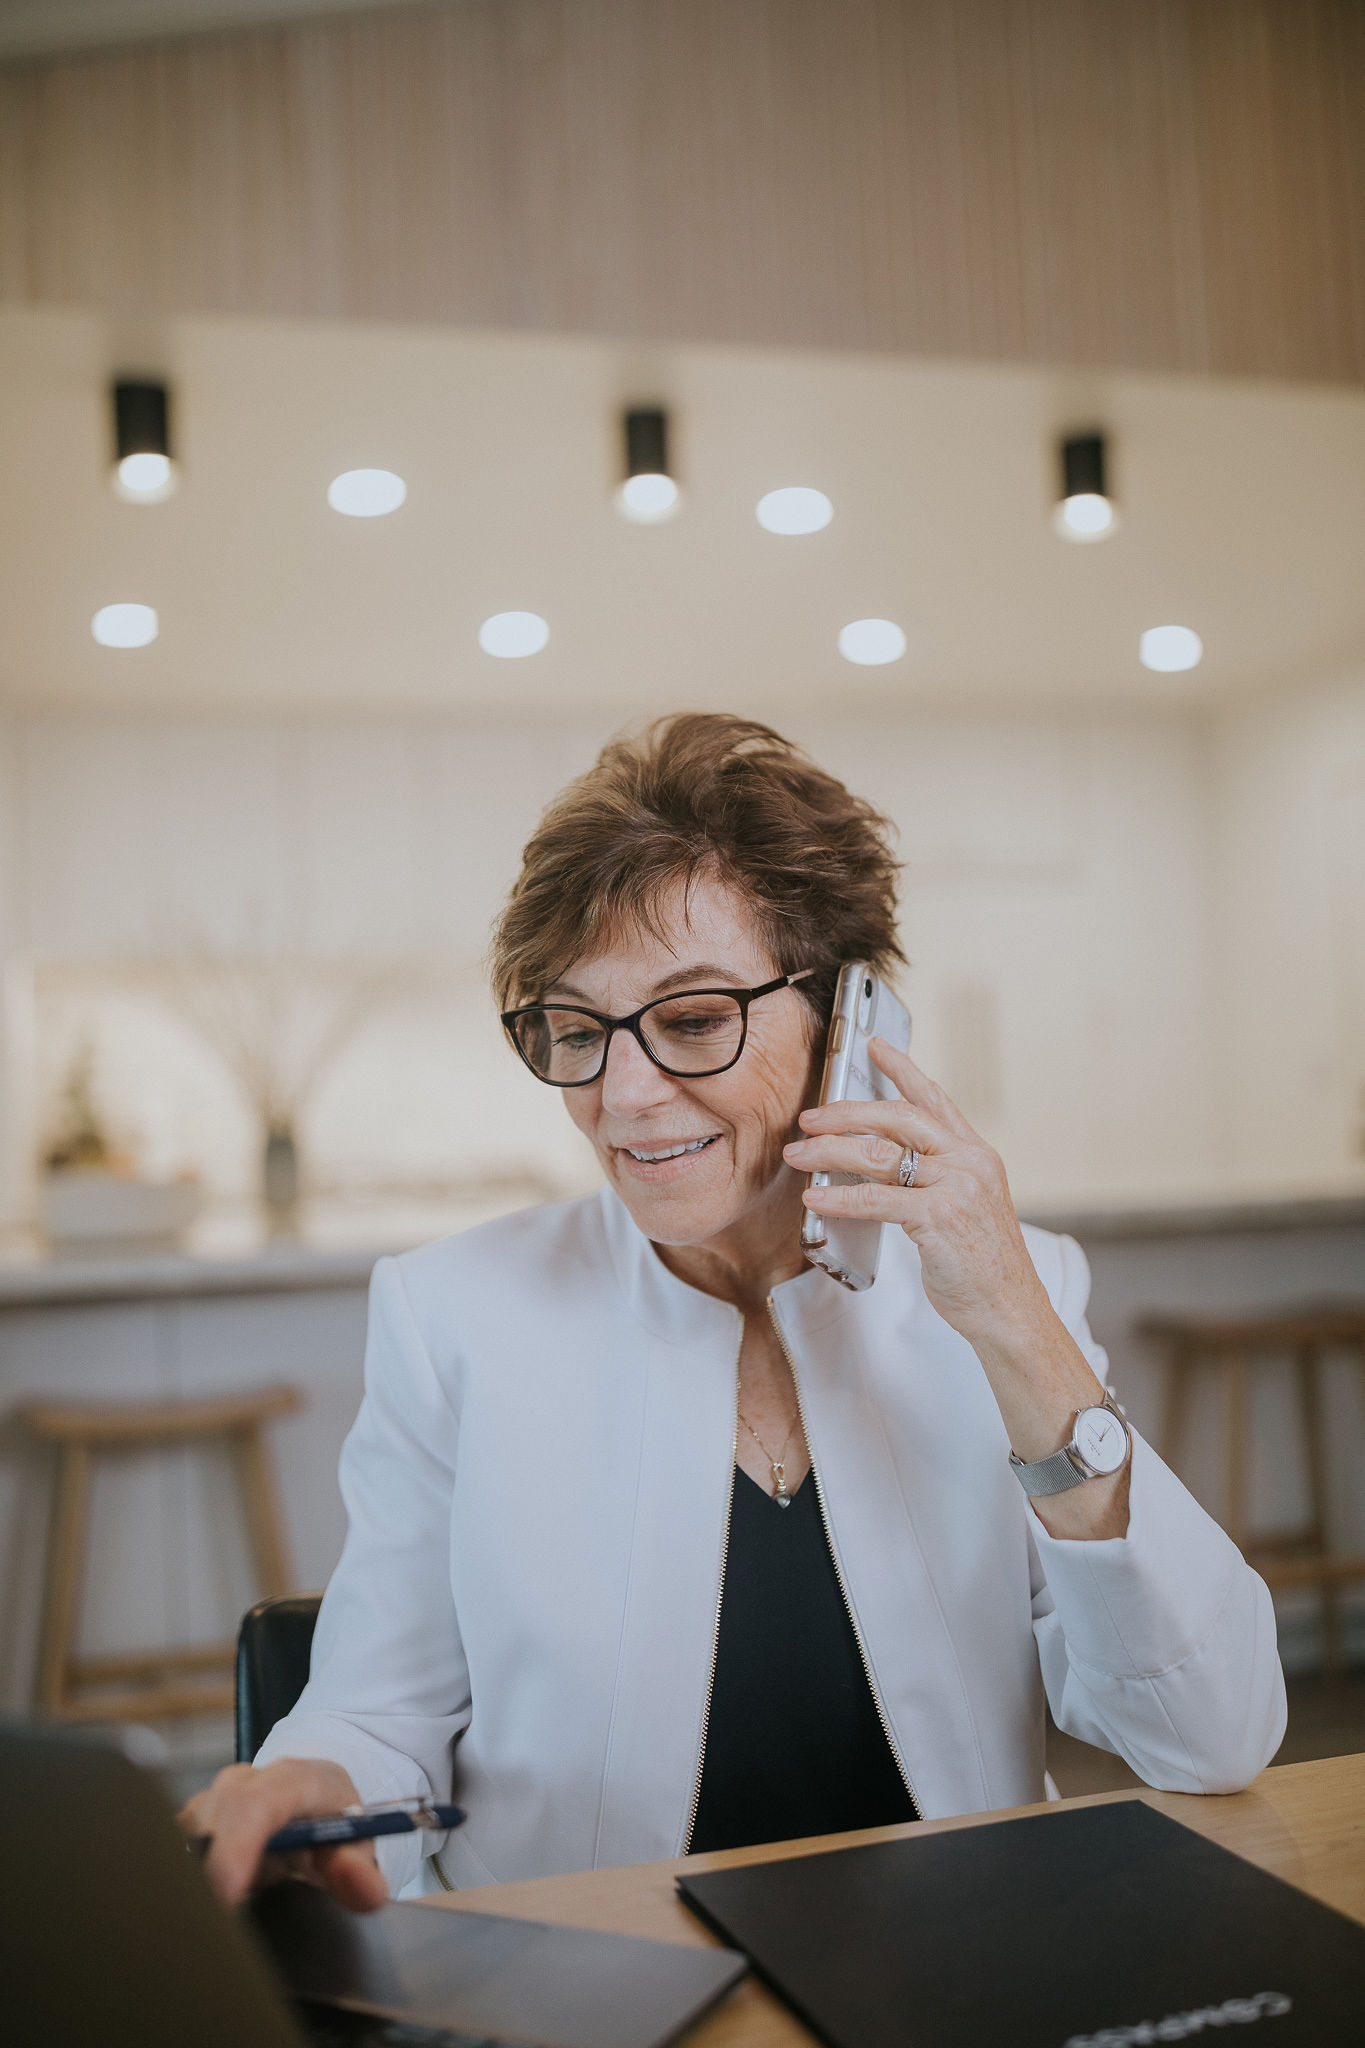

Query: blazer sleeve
253 1255 471 1896
1028 1234 1287 1794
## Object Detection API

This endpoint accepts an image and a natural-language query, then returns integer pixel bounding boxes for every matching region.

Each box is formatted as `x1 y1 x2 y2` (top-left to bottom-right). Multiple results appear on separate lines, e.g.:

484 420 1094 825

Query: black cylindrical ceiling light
113 378 176 502
1053 430 1116 542
616 405 680 523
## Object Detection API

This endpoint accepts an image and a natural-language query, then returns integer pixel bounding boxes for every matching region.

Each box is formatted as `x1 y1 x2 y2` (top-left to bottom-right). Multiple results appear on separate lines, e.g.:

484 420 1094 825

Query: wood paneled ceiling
1 0 1363 386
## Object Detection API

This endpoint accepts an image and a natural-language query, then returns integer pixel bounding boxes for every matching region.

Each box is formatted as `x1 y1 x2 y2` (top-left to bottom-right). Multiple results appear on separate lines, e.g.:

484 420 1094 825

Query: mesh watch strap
1009 1395 1129 1498
1008 1442 1088 1497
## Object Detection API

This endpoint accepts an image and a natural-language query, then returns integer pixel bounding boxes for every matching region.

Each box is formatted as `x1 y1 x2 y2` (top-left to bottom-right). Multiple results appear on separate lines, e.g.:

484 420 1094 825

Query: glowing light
1139 624 1203 673
327 469 407 517
617 473 680 523
478 611 549 659
838 618 906 666
114 451 175 502
756 487 833 535
92 603 158 648
1053 492 1116 542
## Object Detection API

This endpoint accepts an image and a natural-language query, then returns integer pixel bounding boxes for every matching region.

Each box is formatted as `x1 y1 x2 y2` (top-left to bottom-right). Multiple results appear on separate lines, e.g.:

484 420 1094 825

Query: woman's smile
615 1131 722 1176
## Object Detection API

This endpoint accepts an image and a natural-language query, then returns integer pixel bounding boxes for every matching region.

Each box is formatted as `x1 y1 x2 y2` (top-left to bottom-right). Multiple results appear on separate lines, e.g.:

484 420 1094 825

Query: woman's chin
608 1155 744 1248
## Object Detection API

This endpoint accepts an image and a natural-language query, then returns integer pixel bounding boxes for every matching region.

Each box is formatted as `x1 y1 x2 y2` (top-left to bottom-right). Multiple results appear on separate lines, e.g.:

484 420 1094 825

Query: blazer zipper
765 1293 923 1823
681 1315 743 1856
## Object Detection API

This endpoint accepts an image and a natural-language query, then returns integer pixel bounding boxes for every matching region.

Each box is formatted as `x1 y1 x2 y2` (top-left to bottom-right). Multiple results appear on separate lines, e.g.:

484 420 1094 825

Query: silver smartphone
799 961 912 1292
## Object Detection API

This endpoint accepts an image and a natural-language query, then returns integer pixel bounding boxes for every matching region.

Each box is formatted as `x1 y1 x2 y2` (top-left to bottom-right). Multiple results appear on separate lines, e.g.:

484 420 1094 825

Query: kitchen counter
1020 1188 1365 1243
2 1184 1362 1306
0 1190 541 1307
0 1240 384 1307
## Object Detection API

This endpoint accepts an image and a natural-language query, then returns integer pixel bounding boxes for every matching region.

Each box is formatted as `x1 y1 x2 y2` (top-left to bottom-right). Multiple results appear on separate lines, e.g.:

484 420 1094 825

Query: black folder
677 1798 1365 2046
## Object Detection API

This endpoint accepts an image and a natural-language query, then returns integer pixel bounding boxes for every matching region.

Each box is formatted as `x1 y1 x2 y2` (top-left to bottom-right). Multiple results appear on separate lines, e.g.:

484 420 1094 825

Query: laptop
1 1723 745 2048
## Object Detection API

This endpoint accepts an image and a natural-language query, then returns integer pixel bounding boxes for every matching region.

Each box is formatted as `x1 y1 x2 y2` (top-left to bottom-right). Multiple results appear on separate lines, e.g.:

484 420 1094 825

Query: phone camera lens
864 979 872 997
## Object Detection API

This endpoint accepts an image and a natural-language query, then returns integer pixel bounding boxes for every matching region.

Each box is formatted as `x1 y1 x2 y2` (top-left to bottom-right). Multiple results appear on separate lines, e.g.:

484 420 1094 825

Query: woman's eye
666 1010 729 1037
553 1028 601 1052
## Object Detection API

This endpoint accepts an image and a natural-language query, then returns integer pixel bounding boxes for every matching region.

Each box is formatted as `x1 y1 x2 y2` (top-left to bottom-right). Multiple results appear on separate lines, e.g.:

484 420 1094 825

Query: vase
263 1122 300 1236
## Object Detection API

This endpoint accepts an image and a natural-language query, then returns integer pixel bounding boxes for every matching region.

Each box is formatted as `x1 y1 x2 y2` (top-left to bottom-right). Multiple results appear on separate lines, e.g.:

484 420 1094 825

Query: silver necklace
738 1407 800 1507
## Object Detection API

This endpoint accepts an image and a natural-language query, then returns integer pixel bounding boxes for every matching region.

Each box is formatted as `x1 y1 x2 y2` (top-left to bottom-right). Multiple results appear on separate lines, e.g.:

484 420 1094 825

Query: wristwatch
1009 1392 1131 1497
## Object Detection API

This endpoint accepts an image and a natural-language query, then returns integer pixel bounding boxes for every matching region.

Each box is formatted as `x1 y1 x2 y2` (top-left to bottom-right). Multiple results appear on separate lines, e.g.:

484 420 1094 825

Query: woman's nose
599 1027 678 1114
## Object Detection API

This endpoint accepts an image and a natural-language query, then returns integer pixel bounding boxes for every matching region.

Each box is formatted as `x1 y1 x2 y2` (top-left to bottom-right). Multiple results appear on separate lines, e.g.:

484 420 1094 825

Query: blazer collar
598 1181 858 1341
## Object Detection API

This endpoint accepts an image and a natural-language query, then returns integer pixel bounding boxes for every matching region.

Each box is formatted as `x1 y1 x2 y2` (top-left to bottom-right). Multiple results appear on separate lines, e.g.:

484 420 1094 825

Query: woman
185 713 1285 1910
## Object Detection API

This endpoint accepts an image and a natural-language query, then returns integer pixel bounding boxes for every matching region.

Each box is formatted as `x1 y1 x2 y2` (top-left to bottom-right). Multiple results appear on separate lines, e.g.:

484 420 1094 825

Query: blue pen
264 1798 466 1856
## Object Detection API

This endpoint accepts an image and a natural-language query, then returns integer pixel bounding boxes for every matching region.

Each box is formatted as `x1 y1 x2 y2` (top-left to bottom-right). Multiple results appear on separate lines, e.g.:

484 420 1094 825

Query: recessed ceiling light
1053 432 1117 543
112 380 176 504
92 602 158 648
756 487 833 535
478 611 549 659
838 618 906 666
1139 624 1203 673
327 468 407 517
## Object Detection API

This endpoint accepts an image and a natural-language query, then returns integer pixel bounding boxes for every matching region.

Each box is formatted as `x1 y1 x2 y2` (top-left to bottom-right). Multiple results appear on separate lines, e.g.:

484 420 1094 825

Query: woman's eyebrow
649 963 737 994
543 963 738 1003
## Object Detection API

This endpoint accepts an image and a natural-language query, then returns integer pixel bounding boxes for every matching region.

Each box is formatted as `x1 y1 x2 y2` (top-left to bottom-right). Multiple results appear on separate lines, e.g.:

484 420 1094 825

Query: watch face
1073 1406 1128 1475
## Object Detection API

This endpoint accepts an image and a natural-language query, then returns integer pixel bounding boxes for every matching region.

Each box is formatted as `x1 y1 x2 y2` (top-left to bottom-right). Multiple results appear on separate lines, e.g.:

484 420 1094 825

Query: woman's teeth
626 1136 718 1163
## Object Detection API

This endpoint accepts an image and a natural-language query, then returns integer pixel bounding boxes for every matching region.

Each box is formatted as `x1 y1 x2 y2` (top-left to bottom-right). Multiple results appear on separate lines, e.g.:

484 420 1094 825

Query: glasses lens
639 992 745 1074
514 1008 608 1084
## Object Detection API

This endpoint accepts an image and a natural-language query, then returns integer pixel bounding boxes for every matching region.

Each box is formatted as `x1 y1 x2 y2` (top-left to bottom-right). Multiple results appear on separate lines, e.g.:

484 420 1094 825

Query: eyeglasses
502 969 814 1088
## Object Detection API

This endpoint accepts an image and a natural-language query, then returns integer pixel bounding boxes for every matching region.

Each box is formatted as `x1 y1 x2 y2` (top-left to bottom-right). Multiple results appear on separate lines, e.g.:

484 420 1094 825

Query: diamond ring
896 1147 920 1189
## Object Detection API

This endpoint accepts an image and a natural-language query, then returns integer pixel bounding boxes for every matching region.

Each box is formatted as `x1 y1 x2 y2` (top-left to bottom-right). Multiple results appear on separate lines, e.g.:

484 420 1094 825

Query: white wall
1208 668 1365 1188
3 702 1235 1220
797 711 1221 1207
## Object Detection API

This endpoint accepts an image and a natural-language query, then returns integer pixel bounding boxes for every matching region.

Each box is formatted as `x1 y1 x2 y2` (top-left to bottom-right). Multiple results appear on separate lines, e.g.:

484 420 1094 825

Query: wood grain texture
21 1383 302 1441
0 0 1363 382
430 1753 1365 2048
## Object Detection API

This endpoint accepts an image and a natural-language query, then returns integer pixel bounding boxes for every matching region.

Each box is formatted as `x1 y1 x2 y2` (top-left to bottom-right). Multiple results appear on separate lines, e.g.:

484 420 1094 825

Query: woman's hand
786 1038 1050 1345
178 1757 389 1913
783 1036 1129 1539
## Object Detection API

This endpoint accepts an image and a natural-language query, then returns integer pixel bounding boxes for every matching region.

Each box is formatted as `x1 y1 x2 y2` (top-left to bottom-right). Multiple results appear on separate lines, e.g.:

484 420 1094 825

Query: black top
688 1465 918 1855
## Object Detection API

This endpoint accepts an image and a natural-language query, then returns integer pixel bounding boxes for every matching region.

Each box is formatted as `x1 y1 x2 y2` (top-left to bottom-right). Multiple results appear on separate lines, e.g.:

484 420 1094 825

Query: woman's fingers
867 1038 980 1141
784 1130 939 1184
313 1840 389 1913
795 1093 955 1156
801 1174 927 1222
192 1765 298 1907
178 1757 387 1913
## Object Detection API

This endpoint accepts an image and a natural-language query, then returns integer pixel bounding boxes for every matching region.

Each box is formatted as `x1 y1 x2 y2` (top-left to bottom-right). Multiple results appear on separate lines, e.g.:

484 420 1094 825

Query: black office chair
234 1592 322 1763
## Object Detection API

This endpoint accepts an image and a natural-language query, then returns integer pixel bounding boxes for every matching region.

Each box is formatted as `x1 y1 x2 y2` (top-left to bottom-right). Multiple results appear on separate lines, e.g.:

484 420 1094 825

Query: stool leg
232 1422 293 1599
38 1441 91 1715
1224 1354 1249 1553
1160 1346 1195 1472
1294 1344 1336 1677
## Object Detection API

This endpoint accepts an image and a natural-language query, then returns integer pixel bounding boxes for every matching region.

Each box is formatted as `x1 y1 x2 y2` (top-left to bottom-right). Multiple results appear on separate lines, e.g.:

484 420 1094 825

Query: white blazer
257 1188 1286 1897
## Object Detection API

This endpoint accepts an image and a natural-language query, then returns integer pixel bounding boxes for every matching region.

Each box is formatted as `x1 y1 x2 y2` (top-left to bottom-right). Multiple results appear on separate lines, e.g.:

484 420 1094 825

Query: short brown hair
492 713 904 1023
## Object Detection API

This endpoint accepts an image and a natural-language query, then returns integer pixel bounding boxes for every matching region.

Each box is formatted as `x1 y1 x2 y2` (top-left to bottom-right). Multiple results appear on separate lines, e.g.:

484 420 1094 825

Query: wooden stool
21 1384 302 1724
1138 1304 1365 1673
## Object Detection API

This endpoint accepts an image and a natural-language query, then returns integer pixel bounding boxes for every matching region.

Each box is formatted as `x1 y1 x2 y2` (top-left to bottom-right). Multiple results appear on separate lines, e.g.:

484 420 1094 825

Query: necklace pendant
772 1461 792 1508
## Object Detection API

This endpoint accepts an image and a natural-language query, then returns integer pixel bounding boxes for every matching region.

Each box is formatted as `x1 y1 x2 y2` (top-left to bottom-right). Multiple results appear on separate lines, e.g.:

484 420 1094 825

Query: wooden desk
430 1753 1365 2047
